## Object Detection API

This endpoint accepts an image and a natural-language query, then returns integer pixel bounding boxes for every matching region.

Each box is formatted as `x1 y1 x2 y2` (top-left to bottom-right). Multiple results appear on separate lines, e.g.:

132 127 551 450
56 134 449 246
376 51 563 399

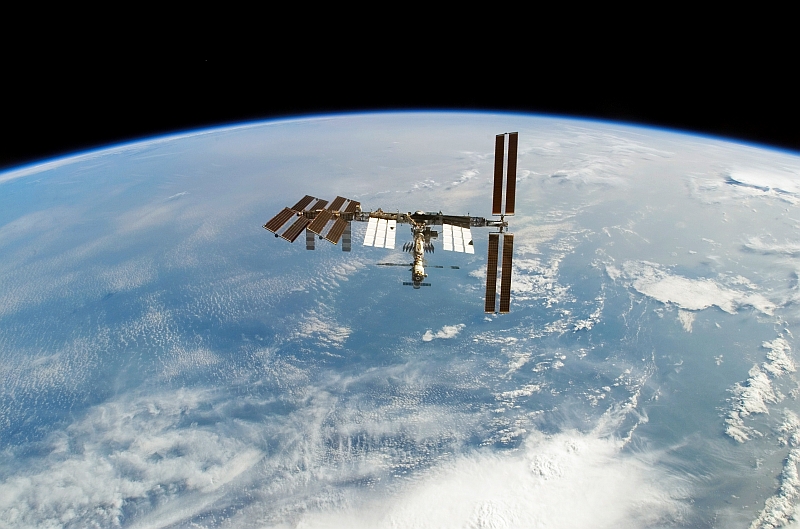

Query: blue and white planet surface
3 112 800 528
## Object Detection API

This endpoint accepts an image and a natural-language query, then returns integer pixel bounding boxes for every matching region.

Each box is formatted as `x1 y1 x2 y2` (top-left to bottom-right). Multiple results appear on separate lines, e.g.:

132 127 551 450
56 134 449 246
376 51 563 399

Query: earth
2 112 800 528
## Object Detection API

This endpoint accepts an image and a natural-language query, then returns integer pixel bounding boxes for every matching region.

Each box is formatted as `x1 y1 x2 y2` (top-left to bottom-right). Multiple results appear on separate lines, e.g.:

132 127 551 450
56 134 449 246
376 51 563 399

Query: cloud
0 306 676 529
726 168 800 197
450 169 478 186
296 308 352 347
541 130 672 188
0 388 263 529
725 365 781 443
158 345 221 381
98 256 156 292
743 237 800 257
677 310 695 332
422 324 465 342
0 127 227 184
410 179 440 191
608 261 775 315
762 337 796 378
725 337 795 443
750 410 800 529
293 428 687 529
688 166 800 205
548 154 628 187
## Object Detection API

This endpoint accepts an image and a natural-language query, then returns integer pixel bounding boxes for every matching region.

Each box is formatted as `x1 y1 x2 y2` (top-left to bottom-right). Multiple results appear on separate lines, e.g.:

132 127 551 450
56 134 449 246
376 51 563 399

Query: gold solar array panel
325 218 348 244
281 216 311 243
504 133 518 216
492 134 505 215
343 200 360 214
309 198 329 211
308 209 333 234
499 234 514 313
263 207 296 233
328 196 347 212
485 233 500 313
292 195 316 212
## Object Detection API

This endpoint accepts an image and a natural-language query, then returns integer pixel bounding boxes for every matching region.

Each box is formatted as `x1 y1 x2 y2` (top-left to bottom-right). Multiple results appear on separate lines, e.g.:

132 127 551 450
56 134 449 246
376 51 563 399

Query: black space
3 57 797 171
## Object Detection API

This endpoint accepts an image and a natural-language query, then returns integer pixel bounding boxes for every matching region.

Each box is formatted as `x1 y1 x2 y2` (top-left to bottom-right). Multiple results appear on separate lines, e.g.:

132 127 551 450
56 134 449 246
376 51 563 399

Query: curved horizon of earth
2 112 800 528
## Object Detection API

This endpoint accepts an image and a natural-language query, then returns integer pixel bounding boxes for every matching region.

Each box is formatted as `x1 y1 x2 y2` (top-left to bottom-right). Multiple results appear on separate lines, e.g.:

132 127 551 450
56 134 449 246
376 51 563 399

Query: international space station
263 132 518 313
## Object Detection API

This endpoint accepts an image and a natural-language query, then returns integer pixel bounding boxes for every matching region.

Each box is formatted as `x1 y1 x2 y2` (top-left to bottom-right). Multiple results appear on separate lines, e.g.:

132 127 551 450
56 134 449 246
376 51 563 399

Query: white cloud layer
609 261 775 315
727 168 800 197
677 309 695 332
0 388 262 528
688 166 800 205
725 337 795 443
293 427 686 529
750 410 800 529
744 237 800 257
422 324 465 342
295 305 352 347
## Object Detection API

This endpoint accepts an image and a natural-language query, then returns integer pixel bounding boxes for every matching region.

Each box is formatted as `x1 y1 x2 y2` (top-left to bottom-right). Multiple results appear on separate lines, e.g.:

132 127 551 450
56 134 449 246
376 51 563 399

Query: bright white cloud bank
743 237 800 257
750 410 800 529
727 168 800 197
0 351 689 529
422 324 465 342
294 427 686 529
608 261 775 315
0 389 263 529
726 337 796 443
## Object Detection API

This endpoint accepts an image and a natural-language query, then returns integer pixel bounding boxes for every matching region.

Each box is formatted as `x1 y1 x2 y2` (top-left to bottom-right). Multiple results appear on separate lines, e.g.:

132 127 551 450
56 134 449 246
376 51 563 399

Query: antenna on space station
262 132 519 312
